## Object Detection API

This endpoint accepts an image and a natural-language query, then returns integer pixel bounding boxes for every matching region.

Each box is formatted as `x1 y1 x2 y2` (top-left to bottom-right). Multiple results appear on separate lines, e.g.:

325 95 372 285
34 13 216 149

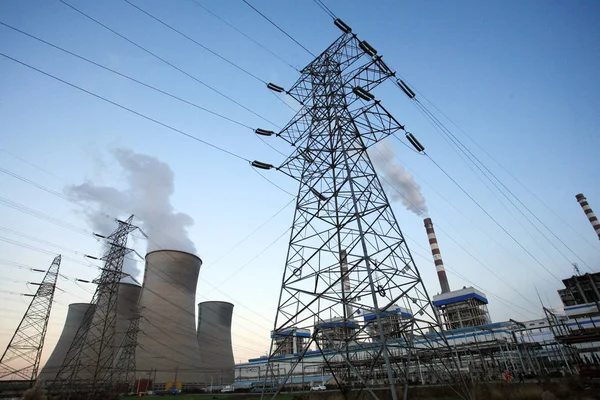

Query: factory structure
232 195 600 388
2 193 595 394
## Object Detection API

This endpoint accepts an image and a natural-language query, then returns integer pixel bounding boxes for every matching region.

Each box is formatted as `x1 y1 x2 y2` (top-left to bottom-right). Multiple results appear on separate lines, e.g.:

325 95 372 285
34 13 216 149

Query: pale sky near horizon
0 0 599 367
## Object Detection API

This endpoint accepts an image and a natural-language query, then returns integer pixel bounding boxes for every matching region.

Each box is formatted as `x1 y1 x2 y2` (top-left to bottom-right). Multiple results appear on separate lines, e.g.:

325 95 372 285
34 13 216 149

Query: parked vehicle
310 385 326 391
221 385 234 393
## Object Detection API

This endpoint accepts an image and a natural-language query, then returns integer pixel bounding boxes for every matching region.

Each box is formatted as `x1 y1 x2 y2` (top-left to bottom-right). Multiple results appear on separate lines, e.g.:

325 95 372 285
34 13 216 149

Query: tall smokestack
424 218 451 293
340 249 354 319
576 193 600 241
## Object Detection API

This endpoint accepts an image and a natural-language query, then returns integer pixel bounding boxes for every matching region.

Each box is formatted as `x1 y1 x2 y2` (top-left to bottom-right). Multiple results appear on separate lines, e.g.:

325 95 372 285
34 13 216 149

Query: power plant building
554 272 600 360
136 250 203 384
196 301 235 384
424 217 491 330
363 305 412 340
271 327 311 356
432 287 491 330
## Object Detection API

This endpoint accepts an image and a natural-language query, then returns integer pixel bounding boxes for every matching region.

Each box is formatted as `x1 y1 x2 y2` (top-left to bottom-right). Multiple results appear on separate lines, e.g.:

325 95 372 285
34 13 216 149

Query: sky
0 0 599 366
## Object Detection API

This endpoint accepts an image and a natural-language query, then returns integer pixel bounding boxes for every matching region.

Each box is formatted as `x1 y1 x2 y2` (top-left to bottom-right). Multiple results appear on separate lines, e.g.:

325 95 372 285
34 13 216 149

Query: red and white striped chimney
340 249 354 319
576 193 600 241
424 218 451 293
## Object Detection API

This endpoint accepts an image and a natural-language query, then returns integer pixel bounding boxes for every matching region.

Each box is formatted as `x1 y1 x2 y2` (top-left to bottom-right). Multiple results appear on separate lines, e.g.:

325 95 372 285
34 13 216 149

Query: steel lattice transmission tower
263 28 468 400
105 310 142 394
51 216 138 398
0 255 61 383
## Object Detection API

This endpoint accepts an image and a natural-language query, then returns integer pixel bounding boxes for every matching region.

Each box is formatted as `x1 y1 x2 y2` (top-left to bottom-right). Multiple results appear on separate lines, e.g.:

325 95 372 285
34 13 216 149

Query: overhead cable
205 197 295 268
122 0 268 84
423 150 562 283
403 83 600 256
190 0 299 71
0 21 254 131
0 52 252 163
372 145 545 311
58 0 279 128
241 0 316 57
311 0 336 20
412 100 590 273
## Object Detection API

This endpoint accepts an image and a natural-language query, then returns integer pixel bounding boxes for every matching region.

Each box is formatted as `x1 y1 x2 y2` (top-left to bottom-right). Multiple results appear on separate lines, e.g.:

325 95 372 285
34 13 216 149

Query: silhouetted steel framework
0 255 61 383
107 311 142 393
51 216 137 399
264 29 469 400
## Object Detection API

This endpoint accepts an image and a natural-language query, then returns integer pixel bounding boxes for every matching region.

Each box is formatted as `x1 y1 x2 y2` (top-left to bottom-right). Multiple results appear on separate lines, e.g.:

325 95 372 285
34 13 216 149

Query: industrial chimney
576 193 600 241
424 218 451 293
340 249 354 319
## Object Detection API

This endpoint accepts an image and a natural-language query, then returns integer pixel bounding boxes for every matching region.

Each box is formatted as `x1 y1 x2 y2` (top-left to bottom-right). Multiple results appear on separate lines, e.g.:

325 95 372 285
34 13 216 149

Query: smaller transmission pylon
0 255 61 384
51 216 138 399
106 310 142 394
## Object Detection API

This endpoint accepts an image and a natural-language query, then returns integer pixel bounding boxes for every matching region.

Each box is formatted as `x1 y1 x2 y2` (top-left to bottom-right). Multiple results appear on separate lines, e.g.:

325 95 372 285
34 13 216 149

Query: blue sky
0 0 599 364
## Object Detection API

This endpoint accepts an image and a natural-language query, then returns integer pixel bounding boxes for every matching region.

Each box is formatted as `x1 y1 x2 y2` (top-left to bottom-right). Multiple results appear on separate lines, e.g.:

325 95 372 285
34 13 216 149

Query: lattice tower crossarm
50 216 137 398
265 31 470 400
0 255 61 382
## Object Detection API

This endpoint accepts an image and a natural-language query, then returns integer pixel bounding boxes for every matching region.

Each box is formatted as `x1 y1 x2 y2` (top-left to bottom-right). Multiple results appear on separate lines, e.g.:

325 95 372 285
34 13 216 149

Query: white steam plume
370 143 428 216
66 149 196 260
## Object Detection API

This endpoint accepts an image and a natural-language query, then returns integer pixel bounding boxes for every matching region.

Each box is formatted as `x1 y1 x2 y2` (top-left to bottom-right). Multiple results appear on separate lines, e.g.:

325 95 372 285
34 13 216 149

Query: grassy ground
121 395 295 400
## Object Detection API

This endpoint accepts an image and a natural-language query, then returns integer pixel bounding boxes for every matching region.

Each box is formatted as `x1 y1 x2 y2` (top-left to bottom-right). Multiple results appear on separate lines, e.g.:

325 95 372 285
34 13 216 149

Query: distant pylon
51 216 137 399
105 310 142 394
0 255 61 383
261 24 469 400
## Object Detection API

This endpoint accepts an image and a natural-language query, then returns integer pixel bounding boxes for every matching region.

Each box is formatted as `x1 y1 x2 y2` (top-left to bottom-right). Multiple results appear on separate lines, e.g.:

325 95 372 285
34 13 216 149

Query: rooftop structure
363 305 412 340
554 272 600 360
314 318 359 350
432 287 491 331
270 327 311 356
558 272 600 309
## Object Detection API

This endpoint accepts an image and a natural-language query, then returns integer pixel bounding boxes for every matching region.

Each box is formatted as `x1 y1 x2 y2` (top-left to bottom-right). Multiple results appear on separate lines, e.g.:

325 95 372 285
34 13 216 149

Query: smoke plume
370 143 428 216
66 149 196 259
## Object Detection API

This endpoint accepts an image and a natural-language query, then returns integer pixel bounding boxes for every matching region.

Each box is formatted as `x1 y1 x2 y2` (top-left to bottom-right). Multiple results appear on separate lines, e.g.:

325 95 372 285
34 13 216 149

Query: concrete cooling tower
197 301 235 384
115 282 142 349
40 283 140 382
136 250 203 384
38 303 94 382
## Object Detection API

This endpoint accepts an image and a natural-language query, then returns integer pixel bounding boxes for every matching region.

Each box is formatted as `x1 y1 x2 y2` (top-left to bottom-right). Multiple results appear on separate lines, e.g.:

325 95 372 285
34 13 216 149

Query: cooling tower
196 301 234 384
38 303 94 382
115 282 142 350
136 250 203 384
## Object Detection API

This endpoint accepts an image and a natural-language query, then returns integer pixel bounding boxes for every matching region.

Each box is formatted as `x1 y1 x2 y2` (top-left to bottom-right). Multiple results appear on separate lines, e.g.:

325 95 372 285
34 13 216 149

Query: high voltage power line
233 0 576 286
0 157 286 350
0 52 252 163
407 100 596 272
241 0 316 57
0 3 564 328
58 0 280 129
369 144 551 311
1 3 595 388
122 0 268 85
190 0 299 71
303 1 592 284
